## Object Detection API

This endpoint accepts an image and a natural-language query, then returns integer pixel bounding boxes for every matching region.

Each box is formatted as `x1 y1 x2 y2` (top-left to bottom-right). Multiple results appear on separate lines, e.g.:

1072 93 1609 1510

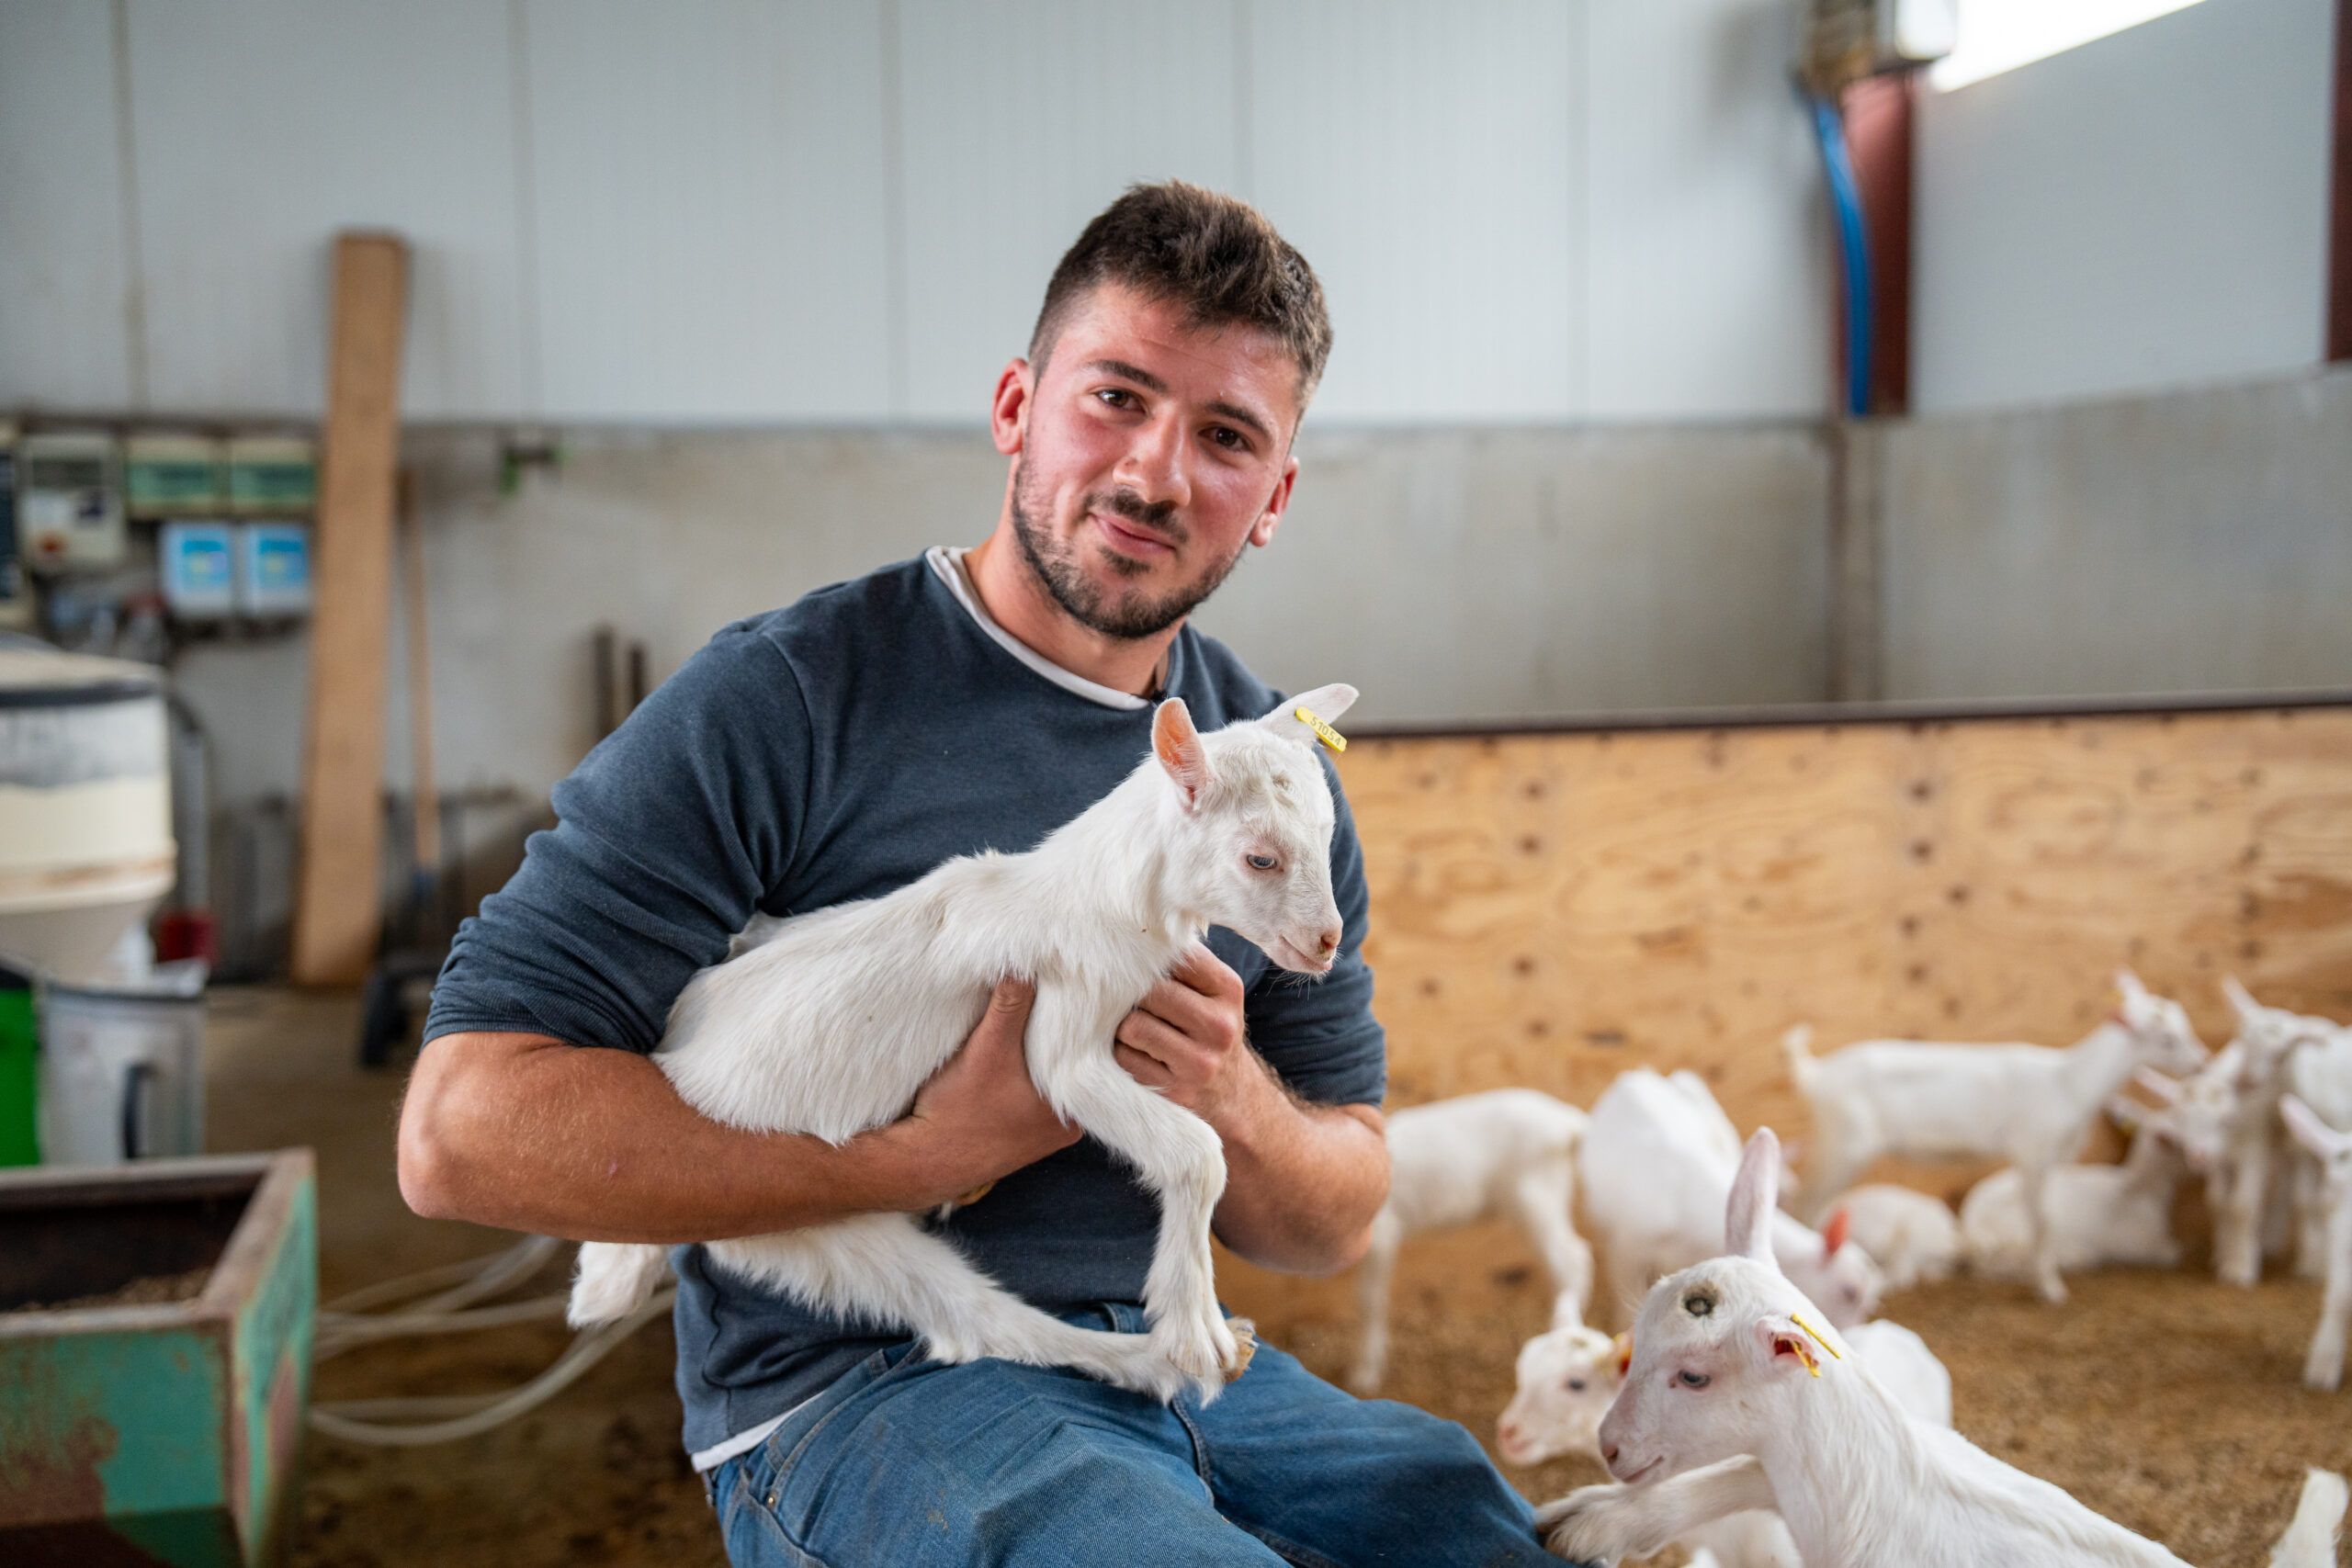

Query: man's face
997 285 1302 640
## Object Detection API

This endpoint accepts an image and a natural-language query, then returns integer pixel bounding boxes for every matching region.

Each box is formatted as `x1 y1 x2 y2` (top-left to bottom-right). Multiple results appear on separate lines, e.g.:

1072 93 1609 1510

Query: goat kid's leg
1348 1210 1401 1395
2023 1164 2069 1305
2306 1203 2352 1392
1512 1162 1596 1326
1043 1054 1239 1394
707 1214 1194 1402
2218 1145 2269 1287
1535 1456 1778 1565
2290 1154 2329 1280
570 1241 672 1326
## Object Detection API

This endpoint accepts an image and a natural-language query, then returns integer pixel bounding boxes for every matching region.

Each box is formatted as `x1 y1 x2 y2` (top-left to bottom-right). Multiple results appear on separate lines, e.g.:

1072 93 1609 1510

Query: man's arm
400 980 1081 1242
1113 945 1388 1276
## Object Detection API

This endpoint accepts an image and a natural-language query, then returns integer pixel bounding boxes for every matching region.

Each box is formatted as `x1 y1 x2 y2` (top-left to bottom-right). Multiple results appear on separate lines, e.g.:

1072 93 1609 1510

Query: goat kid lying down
569 686 1358 1404
1537 1126 2350 1568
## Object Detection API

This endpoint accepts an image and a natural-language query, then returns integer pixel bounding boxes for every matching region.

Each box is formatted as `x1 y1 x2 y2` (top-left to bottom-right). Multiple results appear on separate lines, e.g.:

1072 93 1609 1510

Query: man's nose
1115 414 1191 508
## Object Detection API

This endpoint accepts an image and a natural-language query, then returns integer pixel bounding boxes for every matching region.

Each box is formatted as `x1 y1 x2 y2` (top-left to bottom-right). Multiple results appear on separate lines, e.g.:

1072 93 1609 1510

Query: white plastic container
38 982 205 1165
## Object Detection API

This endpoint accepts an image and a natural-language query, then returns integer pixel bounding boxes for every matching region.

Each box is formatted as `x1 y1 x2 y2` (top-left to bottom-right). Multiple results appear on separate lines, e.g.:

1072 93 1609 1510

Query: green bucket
0 984 34 1167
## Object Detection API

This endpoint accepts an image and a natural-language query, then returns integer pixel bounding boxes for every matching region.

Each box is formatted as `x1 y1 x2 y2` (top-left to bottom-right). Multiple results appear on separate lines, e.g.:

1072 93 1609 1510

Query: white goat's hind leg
1043 1052 1237 1394
707 1214 1189 1400
570 1241 673 1326
2023 1164 2070 1305
1510 1160 1594 1324
2306 1204 2352 1392
1535 1456 1778 1564
2292 1156 2330 1280
2219 1145 2270 1287
1349 1210 1400 1394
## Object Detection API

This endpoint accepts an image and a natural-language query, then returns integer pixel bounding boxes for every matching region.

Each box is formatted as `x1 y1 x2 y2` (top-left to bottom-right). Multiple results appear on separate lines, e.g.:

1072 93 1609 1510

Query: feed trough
0 1150 315 1566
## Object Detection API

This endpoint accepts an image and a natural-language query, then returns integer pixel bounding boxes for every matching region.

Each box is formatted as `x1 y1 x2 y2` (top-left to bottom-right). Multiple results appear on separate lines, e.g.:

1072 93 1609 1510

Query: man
402 182 1561 1566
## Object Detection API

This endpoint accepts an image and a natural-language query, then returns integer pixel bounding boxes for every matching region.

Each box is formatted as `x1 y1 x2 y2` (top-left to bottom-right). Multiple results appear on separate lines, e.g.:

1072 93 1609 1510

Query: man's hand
1114 943 1278 1136
897 978 1081 1209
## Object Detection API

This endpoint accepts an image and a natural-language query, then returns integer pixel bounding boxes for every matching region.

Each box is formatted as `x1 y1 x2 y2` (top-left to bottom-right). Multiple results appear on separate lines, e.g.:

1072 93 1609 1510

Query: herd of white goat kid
560 689 2347 1564
1363 970 2351 1564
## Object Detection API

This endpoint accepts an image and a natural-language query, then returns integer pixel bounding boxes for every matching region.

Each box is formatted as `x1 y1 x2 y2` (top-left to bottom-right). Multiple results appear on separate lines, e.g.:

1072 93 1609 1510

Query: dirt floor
201 987 2347 1567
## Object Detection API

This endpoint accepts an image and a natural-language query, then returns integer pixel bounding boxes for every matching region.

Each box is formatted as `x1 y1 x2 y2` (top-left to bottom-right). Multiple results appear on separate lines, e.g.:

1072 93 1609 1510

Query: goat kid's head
2112 969 2211 1077
2165 1043 2252 1174
1149 683 1356 976
1497 1325 1625 1466
2281 1094 2352 1205
1598 1127 1855 1487
2221 976 2336 1072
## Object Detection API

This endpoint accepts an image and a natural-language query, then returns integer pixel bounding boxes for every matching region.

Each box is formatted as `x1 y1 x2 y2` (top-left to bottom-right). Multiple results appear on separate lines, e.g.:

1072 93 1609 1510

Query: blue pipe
1804 91 1872 418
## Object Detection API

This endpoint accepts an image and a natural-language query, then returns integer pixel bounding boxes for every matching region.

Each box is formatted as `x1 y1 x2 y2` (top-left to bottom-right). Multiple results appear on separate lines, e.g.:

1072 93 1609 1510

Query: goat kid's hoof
1223 1318 1258 1381
2306 1349 2345 1393
1532 1483 1657 1565
2036 1278 2070 1306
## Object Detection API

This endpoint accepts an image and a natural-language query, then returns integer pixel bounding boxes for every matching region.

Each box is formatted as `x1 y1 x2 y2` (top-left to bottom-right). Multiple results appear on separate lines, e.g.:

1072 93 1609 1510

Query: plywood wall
1219 703 2352 1332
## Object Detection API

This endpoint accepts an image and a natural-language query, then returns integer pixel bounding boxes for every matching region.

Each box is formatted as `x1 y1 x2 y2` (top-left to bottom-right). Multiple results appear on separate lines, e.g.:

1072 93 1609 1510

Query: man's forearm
1210 1083 1387 1277
402 1032 985 1243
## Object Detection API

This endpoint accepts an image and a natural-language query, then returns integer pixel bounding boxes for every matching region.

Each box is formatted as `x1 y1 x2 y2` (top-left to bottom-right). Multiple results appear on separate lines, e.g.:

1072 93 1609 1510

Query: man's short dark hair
1030 181 1332 406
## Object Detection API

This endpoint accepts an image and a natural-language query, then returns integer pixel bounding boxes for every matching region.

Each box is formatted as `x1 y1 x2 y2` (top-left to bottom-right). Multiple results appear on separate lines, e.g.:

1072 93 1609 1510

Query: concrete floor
205 986 724 1568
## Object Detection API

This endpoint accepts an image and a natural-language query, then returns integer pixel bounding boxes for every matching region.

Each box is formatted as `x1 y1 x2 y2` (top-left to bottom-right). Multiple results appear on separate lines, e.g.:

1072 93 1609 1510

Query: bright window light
1929 0 2211 90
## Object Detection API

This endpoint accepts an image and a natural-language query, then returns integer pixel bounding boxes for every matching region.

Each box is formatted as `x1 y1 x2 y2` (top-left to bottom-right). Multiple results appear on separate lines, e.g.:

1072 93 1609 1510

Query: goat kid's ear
2132 1066 2185 1107
1152 699 1215 809
1755 1316 1824 1378
1260 682 1360 745
1611 1332 1633 1381
1819 1206 1851 1261
2114 967 2148 1002
2281 1094 2351 1159
2221 975 2259 1021
1725 1128 1781 1264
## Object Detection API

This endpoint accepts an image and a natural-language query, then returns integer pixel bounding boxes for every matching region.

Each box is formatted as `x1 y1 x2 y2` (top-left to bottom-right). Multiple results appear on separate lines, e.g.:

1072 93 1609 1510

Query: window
1929 0 2212 90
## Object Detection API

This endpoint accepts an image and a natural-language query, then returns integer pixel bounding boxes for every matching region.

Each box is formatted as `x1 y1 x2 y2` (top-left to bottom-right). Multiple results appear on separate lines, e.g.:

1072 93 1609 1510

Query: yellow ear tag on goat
1789 1313 1842 1373
1295 706 1347 754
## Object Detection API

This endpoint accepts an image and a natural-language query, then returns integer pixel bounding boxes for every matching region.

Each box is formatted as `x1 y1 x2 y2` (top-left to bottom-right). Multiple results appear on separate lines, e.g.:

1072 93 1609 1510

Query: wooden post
289 232 408 987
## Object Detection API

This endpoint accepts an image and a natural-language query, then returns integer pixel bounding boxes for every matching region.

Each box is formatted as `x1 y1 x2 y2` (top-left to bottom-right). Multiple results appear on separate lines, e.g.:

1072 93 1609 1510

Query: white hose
307 1235 676 1448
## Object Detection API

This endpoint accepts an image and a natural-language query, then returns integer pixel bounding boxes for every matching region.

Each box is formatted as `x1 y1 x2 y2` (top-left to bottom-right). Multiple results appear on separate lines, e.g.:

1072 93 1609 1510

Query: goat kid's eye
1677 1370 1712 1389
1566 1379 1585 1393
1246 853 1279 872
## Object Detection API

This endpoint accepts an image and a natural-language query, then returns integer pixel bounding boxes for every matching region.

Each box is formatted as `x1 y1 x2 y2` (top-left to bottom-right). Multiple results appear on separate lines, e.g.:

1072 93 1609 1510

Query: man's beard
1009 455 1248 640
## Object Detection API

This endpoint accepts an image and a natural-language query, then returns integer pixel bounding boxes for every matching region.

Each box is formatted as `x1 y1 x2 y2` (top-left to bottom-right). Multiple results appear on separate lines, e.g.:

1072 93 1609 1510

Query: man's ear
1755 1316 1824 1378
990 359 1033 457
1249 453 1300 547
1153 699 1214 809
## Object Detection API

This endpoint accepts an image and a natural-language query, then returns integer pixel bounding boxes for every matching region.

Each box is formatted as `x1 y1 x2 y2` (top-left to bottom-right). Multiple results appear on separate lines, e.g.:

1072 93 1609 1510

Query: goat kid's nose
1601 1443 1620 1468
1316 925 1341 957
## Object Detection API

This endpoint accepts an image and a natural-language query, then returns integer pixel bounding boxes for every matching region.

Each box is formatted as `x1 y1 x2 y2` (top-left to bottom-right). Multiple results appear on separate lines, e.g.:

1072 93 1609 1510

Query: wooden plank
289 233 407 987
1220 704 2352 1334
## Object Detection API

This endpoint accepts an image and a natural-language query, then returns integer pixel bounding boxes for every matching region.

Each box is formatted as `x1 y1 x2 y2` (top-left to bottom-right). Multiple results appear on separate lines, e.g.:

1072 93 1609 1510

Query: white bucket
39 983 205 1165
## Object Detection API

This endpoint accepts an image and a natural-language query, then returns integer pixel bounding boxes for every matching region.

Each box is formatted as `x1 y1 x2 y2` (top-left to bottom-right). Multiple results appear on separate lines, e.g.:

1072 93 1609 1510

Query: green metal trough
0 1150 316 1566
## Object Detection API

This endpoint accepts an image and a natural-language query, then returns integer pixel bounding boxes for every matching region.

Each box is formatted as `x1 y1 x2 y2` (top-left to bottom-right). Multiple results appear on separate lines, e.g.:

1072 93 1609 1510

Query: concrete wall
1912 0 2337 413
0 0 1829 425
1882 365 2352 699
170 422 1832 811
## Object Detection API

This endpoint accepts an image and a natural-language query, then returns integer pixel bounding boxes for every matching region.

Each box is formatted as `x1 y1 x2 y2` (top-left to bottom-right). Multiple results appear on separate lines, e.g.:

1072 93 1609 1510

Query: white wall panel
124 0 529 418
0 2 134 411
1584 0 1829 421
1913 0 2334 413
526 0 895 423
896 0 1244 423
1250 0 1584 423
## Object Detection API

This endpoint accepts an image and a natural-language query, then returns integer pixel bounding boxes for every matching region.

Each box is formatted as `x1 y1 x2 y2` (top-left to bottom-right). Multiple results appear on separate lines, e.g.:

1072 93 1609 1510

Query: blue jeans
707 1303 1561 1567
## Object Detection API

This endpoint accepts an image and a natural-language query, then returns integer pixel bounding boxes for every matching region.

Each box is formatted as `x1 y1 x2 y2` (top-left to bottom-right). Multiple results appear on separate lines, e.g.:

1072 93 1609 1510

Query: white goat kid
1351 1088 1594 1394
1782 970 2209 1303
2280 1094 2352 1392
1579 1068 1882 1331
1958 1089 2191 1279
1828 1184 1962 1292
1537 1127 2350 1568
2193 980 2340 1284
568 686 1360 1404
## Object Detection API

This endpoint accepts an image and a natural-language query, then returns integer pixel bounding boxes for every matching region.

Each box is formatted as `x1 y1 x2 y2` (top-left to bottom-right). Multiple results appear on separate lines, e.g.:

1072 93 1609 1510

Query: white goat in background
1350 1088 1593 1394
1536 1126 2350 1568
1781 970 2209 1303
1578 1068 1882 1331
1827 1184 1962 1292
1958 1088 2191 1279
569 687 1359 1404
2280 1094 2352 1392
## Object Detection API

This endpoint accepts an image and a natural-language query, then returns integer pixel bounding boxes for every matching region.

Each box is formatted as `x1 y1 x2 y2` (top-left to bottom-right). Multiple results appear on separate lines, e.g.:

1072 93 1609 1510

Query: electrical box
125 434 226 519
1804 0 1955 93
225 436 317 517
18 433 126 574
160 522 238 619
236 523 311 618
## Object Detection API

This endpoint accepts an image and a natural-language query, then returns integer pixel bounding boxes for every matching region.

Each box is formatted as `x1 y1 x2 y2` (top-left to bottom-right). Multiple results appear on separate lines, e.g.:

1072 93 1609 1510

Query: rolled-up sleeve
423 626 810 1055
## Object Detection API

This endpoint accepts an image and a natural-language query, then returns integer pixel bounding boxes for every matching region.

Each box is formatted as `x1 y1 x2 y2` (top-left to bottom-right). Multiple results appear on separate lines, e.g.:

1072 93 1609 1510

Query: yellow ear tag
1295 705 1347 754
1789 1313 1842 1367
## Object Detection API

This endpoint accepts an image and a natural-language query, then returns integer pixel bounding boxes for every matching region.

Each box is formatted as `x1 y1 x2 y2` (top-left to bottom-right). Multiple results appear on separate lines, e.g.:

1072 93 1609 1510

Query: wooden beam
2329 0 2351 361
289 232 408 987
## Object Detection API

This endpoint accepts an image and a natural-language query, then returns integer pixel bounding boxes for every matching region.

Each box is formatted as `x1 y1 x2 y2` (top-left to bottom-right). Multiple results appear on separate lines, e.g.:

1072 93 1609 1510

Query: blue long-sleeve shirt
424 552 1386 1456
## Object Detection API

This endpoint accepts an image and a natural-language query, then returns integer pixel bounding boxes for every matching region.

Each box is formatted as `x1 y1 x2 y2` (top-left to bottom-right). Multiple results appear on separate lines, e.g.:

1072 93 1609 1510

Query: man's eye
1247 853 1278 871
1677 1371 1711 1389
1207 425 1247 450
1095 388 1137 409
